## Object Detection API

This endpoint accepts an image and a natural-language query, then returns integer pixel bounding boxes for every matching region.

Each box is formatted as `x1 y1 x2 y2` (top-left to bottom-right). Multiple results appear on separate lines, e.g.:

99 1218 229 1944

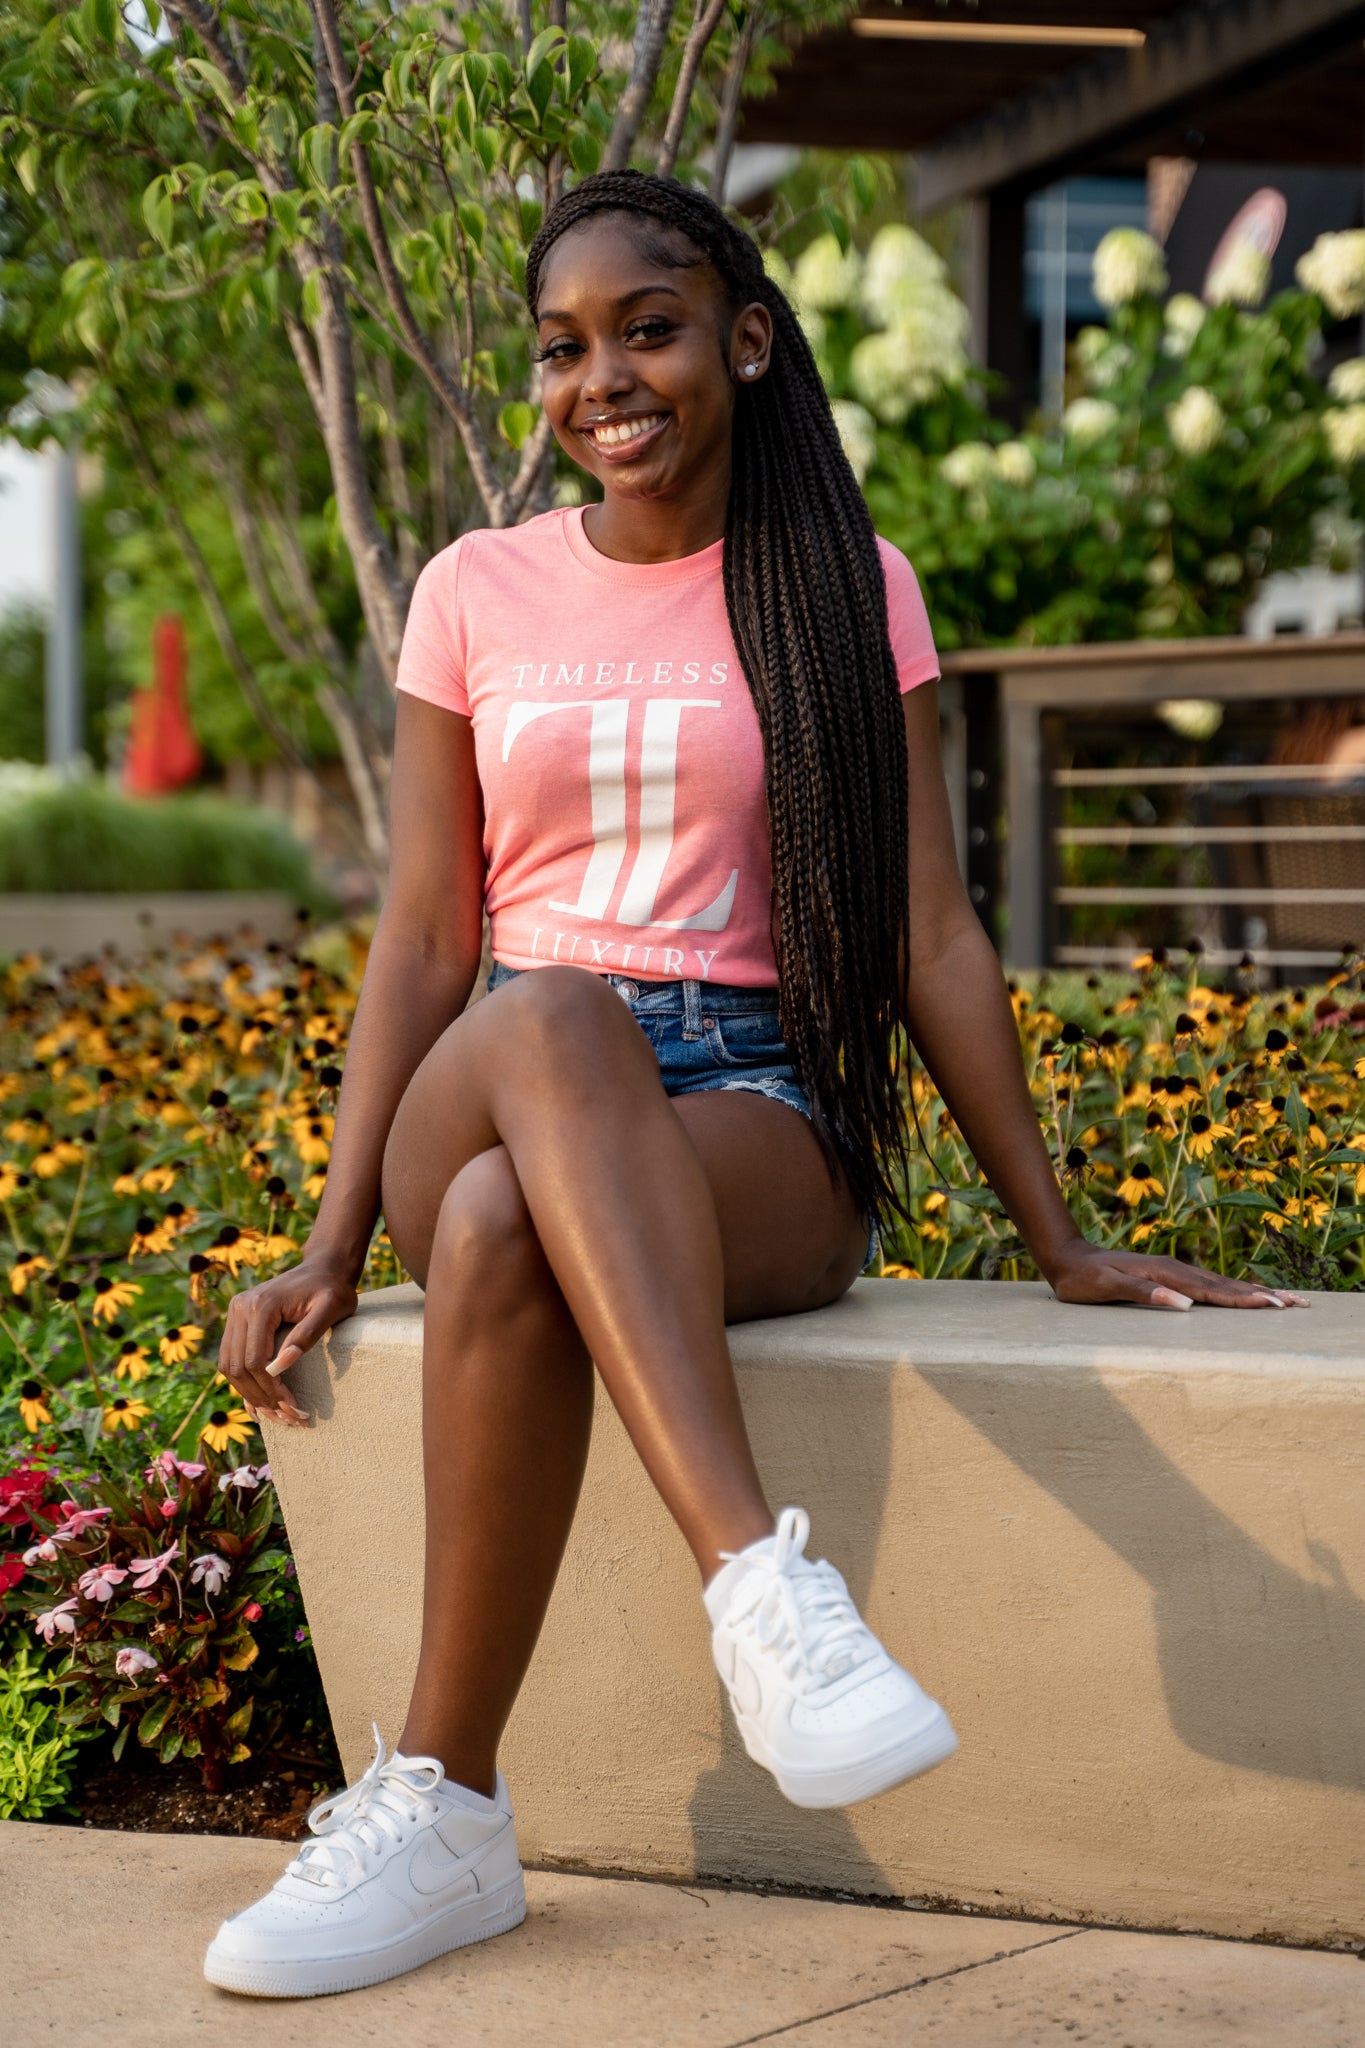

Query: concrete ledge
0 892 301 959
264 1279 1365 1947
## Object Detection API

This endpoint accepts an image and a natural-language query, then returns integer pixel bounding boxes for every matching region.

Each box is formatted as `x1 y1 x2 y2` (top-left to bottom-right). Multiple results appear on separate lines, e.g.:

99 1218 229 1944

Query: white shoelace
719 1507 878 1690
288 1726 445 1889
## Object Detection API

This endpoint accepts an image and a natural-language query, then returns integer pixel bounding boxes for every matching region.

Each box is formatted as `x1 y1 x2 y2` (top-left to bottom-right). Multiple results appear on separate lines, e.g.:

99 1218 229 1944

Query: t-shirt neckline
560 504 725 586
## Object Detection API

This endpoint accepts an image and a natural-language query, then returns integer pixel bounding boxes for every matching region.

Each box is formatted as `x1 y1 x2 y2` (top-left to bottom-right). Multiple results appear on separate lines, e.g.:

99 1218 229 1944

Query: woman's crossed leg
378 964 868 1795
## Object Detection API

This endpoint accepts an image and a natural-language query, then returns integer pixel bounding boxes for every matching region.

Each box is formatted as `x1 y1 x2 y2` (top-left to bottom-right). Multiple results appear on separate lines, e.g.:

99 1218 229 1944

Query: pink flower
77 1563 128 1604
217 1464 262 1493
55 1504 112 1538
34 1598 79 1643
256 1464 271 1484
143 1453 206 1483
188 1552 231 1596
159 1499 178 1519
0 1554 25 1594
243 1600 263 1622
128 1543 180 1591
114 1645 158 1680
22 1536 60 1565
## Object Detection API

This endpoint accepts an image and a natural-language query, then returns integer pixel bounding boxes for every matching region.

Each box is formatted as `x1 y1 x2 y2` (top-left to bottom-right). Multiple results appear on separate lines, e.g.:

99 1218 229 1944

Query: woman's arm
219 694 488 1417
899 685 1302 1310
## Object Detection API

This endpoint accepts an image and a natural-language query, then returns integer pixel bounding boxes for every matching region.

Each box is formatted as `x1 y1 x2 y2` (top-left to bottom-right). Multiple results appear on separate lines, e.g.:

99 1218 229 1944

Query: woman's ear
730 301 774 384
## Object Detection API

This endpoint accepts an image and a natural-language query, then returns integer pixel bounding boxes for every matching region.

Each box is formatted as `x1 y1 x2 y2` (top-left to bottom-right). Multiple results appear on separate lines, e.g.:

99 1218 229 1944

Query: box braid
525 171 913 1226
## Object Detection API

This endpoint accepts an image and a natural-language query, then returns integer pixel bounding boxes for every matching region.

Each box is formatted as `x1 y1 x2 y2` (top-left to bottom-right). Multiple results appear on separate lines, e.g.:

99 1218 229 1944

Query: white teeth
589 413 663 448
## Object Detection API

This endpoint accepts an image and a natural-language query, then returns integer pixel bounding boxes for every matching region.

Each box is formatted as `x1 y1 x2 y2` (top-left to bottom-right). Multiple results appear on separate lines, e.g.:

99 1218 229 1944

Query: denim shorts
486 961 878 1269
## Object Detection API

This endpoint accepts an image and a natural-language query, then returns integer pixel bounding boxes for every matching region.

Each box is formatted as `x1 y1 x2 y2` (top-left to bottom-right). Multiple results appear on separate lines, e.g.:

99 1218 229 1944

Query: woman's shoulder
422 507 573 586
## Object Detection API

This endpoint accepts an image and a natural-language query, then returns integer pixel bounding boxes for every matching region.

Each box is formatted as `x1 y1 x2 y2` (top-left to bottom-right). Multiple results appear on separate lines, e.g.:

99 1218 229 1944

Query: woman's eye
628 319 673 343
537 338 579 363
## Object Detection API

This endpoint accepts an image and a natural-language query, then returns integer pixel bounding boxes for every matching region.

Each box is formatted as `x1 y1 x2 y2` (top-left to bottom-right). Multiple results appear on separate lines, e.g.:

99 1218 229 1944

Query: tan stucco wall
264 1279 1365 1947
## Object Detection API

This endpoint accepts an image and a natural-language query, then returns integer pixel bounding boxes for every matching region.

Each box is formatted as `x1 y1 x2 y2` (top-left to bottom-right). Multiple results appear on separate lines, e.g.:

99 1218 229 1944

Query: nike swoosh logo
407 1834 482 1900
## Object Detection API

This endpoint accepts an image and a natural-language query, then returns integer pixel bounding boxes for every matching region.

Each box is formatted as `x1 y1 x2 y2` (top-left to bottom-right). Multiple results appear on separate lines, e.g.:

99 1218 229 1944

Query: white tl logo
502 697 739 931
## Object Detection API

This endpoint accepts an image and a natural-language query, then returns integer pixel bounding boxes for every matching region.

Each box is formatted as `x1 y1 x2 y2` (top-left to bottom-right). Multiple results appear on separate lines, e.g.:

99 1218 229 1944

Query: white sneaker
705 1507 959 1809
204 1728 526 1998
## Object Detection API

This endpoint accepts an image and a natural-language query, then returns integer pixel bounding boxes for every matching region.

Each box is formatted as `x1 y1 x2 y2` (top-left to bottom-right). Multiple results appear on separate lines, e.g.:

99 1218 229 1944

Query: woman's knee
428 1145 549 1305
484 964 655 1081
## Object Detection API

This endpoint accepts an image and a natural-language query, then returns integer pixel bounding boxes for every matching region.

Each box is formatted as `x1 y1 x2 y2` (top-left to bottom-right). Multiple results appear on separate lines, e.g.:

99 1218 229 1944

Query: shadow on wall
923 1362 1365 1792
687 1353 900 1898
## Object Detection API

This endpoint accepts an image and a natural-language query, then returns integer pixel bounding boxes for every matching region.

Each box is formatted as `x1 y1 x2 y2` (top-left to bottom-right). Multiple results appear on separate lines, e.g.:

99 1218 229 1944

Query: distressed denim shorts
486 961 878 1269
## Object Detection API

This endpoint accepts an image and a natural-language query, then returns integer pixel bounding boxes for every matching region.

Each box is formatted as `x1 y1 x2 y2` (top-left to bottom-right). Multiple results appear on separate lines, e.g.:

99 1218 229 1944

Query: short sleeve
877 537 940 695
394 538 471 717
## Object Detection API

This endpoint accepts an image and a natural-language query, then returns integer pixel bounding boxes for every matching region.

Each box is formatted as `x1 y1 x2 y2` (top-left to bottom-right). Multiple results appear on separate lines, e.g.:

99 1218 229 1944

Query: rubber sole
203 1875 527 1999
741 1704 960 1810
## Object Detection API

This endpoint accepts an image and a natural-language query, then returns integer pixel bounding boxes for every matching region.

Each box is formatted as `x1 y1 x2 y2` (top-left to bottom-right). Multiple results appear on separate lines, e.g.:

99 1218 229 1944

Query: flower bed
0 930 1360 1829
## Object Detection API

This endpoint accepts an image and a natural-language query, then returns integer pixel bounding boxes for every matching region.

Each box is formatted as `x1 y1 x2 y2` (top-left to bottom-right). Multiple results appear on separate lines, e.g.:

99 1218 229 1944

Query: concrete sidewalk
4 1822 1361 2047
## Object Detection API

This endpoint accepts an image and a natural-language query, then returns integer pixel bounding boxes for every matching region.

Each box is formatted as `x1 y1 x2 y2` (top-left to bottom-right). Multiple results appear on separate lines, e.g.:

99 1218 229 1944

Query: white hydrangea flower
1167 385 1225 457
940 441 998 491
1205 243 1270 308
1205 553 1244 586
1089 340 1136 391
1296 231 1365 320
1062 397 1119 447
1145 556 1174 586
859 222 949 326
1162 294 1207 358
1324 403 1365 467
830 400 878 484
1092 227 1168 308
848 321 961 422
792 232 863 313
994 440 1037 488
1327 358 1365 403
1158 698 1223 741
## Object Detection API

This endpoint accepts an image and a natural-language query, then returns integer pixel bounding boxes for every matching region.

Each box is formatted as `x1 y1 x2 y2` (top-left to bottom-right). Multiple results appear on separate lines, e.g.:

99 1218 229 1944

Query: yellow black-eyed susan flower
9 1251 50 1296
0 1162 18 1201
91 1276 143 1323
1186 1113 1233 1160
103 1396 150 1433
18 1380 51 1430
128 1214 175 1259
114 1340 151 1382
200 1406 254 1453
1117 1160 1165 1205
159 1323 205 1366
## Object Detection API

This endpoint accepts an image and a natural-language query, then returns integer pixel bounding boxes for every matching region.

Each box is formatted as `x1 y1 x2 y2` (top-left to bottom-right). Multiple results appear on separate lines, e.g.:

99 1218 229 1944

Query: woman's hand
219 1253 361 1426
1044 1240 1308 1312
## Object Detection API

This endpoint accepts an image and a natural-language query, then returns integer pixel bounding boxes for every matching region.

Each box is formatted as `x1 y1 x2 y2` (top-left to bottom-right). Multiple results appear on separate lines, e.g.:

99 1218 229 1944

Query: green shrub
0 1639 88 1819
0 779 328 901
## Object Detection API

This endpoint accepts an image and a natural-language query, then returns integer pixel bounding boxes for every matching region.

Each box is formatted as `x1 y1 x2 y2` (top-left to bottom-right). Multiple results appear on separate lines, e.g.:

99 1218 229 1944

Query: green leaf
567 129 600 178
137 1695 172 1746
847 157 878 216
141 175 175 254
497 400 537 450
301 267 325 326
15 144 41 199
457 201 486 255
111 1721 129 1762
567 35 598 101
157 1725 184 1764
306 123 338 192
183 59 238 119
79 0 118 44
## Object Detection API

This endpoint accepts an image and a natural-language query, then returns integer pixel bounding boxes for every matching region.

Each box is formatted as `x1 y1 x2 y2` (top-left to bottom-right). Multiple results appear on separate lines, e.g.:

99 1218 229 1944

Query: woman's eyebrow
536 283 685 324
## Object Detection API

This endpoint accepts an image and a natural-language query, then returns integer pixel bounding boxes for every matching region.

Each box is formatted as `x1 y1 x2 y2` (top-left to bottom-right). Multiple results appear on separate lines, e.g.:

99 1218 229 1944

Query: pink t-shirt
395 506 939 987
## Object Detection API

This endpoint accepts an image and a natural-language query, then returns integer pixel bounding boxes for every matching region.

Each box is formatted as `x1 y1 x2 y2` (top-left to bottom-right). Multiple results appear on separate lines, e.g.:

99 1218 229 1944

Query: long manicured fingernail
1154 1288 1193 1310
265 1354 294 1378
1252 1295 1288 1308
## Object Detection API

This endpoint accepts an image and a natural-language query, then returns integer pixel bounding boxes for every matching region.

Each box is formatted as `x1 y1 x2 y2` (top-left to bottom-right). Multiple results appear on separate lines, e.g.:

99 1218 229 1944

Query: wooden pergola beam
914 0 1365 213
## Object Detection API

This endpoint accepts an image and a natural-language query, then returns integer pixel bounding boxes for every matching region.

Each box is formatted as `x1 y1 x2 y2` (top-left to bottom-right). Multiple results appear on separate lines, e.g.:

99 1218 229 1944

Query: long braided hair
525 171 912 1226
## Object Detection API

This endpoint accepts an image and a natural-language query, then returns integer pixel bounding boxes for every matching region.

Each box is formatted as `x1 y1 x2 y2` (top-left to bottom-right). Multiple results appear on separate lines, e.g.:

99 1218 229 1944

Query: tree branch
711 6 757 205
604 0 678 173
308 0 508 522
657 0 728 179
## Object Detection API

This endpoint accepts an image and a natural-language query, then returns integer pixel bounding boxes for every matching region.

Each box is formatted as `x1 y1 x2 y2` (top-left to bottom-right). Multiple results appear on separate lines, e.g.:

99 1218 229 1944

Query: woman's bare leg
381 966 867 1790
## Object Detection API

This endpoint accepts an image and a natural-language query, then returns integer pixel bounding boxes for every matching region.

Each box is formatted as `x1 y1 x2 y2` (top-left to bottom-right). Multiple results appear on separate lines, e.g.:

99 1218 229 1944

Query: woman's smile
578 410 671 461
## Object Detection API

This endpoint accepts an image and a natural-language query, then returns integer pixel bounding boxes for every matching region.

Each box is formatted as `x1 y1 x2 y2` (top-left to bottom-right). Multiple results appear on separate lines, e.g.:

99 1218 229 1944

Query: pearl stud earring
743 363 758 377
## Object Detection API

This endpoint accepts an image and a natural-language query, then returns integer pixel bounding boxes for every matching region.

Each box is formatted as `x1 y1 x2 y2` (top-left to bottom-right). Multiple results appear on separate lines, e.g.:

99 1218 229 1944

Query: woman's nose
579 343 634 406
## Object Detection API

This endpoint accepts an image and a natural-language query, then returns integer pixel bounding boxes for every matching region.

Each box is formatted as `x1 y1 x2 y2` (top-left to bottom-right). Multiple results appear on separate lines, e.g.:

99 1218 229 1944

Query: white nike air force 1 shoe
704 1506 959 1809
204 1728 526 1998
